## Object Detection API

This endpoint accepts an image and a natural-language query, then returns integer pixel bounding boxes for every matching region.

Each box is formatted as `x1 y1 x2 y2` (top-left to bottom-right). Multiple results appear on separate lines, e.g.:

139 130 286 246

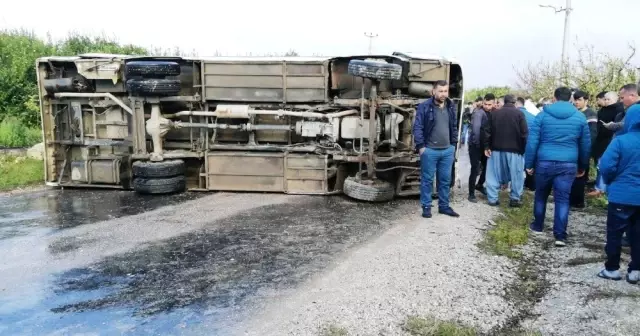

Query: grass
0 155 44 191
0 117 42 147
481 192 534 258
402 316 477 336
319 324 349 336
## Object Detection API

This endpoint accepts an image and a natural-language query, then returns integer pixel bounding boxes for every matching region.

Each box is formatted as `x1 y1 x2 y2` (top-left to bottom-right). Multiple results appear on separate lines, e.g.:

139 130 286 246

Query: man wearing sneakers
597 102 640 283
525 87 591 247
413 80 460 219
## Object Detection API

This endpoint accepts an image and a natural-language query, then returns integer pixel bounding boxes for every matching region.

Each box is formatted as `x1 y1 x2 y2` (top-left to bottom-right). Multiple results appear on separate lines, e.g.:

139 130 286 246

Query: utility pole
364 32 378 55
540 0 572 81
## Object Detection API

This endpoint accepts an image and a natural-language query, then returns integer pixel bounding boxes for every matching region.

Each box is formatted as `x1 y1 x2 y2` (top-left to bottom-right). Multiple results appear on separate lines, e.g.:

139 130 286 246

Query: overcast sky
1 0 638 88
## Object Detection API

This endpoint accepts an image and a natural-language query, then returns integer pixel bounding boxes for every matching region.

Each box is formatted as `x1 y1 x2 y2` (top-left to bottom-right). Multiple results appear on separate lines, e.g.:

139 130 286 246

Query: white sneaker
627 271 640 284
555 240 566 247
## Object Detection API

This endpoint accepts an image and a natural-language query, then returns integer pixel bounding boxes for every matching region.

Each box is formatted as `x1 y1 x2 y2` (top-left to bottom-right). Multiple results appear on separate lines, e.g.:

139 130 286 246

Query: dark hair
504 94 516 104
484 93 496 101
554 87 573 102
596 91 606 99
621 83 639 95
516 97 526 105
434 80 448 88
475 96 483 102
536 103 543 109
573 89 589 100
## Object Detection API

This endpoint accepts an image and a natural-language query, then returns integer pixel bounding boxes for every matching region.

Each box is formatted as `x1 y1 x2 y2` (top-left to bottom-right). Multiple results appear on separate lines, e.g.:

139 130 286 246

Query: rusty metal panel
202 60 327 102
204 75 283 88
207 152 284 176
284 154 328 193
208 175 285 192
204 63 283 76
408 62 448 82
286 180 325 193
207 152 285 192
205 87 284 101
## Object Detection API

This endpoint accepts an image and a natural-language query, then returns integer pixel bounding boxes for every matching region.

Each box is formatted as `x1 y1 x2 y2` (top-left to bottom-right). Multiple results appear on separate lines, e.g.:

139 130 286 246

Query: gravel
520 203 640 336
235 152 518 335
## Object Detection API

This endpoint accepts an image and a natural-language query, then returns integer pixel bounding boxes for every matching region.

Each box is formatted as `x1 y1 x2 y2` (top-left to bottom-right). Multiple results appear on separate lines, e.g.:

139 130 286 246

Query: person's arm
578 120 591 171
482 113 491 150
587 110 598 146
413 102 426 153
450 104 459 146
524 113 542 169
519 112 528 154
600 138 621 184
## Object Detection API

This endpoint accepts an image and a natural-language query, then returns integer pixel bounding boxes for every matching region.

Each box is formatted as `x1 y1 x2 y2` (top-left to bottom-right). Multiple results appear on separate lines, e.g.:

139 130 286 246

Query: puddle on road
1 196 412 335
0 189 204 240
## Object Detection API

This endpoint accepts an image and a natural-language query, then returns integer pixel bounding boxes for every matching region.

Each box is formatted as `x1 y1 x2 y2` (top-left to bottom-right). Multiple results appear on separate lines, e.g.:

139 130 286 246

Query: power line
364 32 378 55
540 0 573 73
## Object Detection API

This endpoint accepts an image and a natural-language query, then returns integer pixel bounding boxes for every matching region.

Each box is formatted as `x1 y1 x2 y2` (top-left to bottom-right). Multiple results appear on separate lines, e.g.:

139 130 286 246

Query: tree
284 49 299 57
515 43 638 101
464 86 514 103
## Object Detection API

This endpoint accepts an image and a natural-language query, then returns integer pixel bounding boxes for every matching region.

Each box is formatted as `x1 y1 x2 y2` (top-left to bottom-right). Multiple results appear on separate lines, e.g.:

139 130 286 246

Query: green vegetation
0 155 44 191
0 117 41 147
0 29 148 134
319 324 349 336
481 193 534 258
402 316 477 336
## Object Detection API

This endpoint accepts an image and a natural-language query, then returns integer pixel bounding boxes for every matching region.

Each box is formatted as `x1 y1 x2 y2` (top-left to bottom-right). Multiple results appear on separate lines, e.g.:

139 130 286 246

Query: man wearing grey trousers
482 94 529 207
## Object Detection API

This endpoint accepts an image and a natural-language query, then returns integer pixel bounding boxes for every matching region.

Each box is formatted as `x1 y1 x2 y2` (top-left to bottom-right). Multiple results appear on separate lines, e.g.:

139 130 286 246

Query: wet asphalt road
0 188 417 335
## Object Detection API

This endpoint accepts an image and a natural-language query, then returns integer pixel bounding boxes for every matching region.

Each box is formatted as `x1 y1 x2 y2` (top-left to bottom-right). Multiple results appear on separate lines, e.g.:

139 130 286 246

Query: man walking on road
525 87 591 247
483 95 529 207
570 90 598 208
413 80 460 219
467 94 494 202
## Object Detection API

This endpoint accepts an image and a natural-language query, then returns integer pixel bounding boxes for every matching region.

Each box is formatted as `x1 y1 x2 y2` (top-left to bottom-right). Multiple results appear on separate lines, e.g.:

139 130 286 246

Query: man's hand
576 169 585 178
484 149 492 157
419 148 426 156
600 120 615 130
526 168 534 175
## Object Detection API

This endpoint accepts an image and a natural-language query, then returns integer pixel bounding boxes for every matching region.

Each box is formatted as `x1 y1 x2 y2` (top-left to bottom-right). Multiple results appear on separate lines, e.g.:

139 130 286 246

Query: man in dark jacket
525 87 591 247
482 95 529 207
467 94 494 202
569 90 598 208
413 80 459 219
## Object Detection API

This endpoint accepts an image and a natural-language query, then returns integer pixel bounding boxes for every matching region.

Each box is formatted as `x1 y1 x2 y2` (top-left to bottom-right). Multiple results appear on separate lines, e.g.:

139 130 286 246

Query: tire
343 176 395 202
347 59 402 80
125 61 181 77
132 160 185 178
133 175 186 195
126 78 181 96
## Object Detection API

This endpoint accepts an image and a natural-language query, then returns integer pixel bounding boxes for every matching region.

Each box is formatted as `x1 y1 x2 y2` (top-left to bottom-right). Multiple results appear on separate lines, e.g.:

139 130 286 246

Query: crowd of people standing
413 81 640 284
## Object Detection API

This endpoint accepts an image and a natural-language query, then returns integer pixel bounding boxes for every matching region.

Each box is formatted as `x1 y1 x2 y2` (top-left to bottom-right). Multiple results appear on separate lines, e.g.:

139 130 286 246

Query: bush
0 155 44 190
0 117 41 147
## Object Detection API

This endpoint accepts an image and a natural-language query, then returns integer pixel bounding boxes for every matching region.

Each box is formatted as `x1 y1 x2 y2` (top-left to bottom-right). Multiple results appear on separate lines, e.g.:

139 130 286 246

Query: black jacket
593 102 624 160
483 103 529 155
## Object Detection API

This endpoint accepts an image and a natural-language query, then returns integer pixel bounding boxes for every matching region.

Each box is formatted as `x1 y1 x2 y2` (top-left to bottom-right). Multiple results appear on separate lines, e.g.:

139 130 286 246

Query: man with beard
467 94 494 202
569 90 598 208
483 95 529 207
413 80 460 218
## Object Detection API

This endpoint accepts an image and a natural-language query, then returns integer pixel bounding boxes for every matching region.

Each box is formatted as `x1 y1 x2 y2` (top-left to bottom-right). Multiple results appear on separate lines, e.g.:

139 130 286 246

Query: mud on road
0 189 423 335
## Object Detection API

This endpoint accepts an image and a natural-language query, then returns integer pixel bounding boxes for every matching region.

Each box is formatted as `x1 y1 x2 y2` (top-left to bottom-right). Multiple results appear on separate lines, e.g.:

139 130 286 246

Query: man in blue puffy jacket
413 80 459 219
525 87 591 247
597 103 640 283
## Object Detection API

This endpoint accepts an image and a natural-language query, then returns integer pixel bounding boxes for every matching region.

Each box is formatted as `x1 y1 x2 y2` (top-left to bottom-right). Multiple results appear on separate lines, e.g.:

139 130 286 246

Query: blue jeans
461 124 469 144
530 160 577 241
485 151 525 203
605 203 640 272
595 158 608 192
420 146 455 209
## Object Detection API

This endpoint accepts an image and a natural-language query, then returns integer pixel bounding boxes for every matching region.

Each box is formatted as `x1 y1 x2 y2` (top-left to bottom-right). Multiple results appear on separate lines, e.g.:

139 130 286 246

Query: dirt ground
1 150 639 336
